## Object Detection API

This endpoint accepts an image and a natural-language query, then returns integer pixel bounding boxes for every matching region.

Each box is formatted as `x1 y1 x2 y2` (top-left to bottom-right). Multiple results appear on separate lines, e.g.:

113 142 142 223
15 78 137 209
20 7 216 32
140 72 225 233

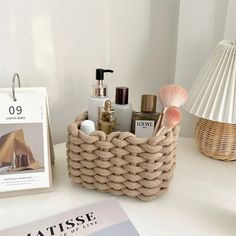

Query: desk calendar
0 75 53 197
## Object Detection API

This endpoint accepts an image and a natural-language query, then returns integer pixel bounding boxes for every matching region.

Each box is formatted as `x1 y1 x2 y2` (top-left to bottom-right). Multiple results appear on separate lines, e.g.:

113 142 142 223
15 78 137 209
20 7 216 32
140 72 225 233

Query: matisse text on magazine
0 199 140 236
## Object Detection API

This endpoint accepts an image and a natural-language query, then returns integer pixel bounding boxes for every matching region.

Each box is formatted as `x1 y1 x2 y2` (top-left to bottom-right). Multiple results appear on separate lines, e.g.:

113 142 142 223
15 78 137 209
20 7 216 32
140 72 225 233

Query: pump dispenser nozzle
92 68 114 97
96 69 113 80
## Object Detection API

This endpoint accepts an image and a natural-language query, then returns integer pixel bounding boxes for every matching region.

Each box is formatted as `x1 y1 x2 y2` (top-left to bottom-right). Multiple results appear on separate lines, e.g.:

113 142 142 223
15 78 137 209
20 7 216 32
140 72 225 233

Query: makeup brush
155 106 181 136
159 84 188 108
163 106 181 128
153 84 188 135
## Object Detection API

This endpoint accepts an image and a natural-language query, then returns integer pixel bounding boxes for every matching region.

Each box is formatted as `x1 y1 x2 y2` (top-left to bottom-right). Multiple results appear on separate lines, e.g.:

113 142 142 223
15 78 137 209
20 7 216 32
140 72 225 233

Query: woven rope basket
195 118 236 161
67 112 179 201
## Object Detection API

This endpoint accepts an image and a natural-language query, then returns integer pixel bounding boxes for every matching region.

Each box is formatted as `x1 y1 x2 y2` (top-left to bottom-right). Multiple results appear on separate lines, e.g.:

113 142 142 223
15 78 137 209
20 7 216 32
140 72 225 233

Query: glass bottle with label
131 95 160 138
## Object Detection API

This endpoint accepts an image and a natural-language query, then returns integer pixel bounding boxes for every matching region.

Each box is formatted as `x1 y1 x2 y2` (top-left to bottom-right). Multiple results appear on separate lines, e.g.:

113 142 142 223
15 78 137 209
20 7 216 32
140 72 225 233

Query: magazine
0 198 140 236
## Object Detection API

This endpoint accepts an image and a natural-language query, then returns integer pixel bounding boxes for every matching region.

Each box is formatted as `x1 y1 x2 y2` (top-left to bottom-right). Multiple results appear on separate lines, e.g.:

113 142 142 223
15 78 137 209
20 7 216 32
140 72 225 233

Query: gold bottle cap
104 100 112 111
141 95 157 113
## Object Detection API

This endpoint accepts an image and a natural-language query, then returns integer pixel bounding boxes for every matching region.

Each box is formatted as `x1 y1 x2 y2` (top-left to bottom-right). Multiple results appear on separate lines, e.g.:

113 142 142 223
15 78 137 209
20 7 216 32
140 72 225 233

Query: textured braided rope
195 118 236 161
67 113 179 201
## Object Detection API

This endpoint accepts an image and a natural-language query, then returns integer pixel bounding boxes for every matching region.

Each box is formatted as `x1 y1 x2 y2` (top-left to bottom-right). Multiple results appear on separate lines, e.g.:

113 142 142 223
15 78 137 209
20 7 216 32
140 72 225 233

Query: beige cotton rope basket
67 112 179 201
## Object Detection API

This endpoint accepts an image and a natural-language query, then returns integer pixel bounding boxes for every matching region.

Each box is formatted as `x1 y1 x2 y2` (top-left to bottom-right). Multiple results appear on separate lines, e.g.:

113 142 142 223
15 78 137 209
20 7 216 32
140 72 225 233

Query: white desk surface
0 137 236 236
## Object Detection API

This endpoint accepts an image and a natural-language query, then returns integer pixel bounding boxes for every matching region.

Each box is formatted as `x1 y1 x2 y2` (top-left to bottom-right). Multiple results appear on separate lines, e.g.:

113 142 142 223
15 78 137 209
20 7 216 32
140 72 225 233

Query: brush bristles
158 84 188 108
163 107 181 129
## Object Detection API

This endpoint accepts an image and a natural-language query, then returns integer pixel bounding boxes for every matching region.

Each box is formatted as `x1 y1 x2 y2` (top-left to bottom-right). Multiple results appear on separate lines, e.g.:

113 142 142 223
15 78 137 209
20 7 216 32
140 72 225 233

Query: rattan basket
195 118 236 161
66 112 179 201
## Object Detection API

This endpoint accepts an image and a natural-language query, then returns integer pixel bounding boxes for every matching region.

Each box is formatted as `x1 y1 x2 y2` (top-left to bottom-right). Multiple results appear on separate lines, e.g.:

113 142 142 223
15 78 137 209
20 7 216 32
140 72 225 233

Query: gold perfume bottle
98 100 117 134
131 95 160 137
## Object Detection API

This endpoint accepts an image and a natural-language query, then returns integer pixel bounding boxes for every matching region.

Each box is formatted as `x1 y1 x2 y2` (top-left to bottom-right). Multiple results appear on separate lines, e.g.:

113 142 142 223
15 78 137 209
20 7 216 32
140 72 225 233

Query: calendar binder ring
12 73 21 101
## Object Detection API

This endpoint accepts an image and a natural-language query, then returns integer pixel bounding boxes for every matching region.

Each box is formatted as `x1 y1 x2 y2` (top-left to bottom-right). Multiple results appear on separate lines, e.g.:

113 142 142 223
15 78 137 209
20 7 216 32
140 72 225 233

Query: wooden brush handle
152 113 163 136
152 108 166 136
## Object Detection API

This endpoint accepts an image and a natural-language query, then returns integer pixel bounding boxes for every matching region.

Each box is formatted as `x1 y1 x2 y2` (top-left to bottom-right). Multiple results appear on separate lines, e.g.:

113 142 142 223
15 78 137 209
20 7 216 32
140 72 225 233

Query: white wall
0 0 234 143
224 0 236 39
0 0 179 143
174 0 229 137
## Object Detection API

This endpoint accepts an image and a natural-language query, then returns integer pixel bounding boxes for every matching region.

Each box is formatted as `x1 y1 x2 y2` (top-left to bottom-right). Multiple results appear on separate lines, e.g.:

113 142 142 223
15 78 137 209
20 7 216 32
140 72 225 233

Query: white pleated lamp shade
185 40 236 124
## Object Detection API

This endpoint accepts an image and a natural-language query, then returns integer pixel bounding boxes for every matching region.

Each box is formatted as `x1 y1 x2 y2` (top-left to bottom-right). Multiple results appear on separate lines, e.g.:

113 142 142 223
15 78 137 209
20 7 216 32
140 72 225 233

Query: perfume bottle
131 95 160 138
98 100 117 134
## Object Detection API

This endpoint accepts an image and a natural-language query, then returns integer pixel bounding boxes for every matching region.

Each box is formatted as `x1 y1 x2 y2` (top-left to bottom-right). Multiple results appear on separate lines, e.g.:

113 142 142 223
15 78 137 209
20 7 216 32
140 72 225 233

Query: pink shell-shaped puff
163 106 181 128
158 84 188 108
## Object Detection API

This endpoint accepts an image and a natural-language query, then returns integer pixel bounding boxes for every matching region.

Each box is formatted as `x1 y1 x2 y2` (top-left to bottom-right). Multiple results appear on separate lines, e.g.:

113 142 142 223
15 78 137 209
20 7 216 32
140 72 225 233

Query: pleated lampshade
185 40 236 161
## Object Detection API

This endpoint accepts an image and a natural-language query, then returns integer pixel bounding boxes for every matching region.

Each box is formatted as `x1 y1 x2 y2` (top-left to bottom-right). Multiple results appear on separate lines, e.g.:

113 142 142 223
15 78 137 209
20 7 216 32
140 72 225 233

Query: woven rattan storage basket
67 112 179 201
195 118 236 161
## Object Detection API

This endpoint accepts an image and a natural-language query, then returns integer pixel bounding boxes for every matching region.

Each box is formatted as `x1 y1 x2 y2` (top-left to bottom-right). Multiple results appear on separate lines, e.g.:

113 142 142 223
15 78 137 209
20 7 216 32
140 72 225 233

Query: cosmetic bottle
80 120 95 135
98 100 117 134
131 95 160 138
112 87 132 132
88 68 113 125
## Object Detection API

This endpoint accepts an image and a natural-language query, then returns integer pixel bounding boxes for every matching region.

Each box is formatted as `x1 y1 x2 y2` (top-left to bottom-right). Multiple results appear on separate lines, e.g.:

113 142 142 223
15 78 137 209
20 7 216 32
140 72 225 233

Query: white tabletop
0 137 236 236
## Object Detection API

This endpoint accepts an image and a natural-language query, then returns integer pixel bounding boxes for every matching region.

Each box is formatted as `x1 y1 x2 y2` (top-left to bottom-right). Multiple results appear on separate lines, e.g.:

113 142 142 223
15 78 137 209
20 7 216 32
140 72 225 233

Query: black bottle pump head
92 68 114 97
96 68 114 80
